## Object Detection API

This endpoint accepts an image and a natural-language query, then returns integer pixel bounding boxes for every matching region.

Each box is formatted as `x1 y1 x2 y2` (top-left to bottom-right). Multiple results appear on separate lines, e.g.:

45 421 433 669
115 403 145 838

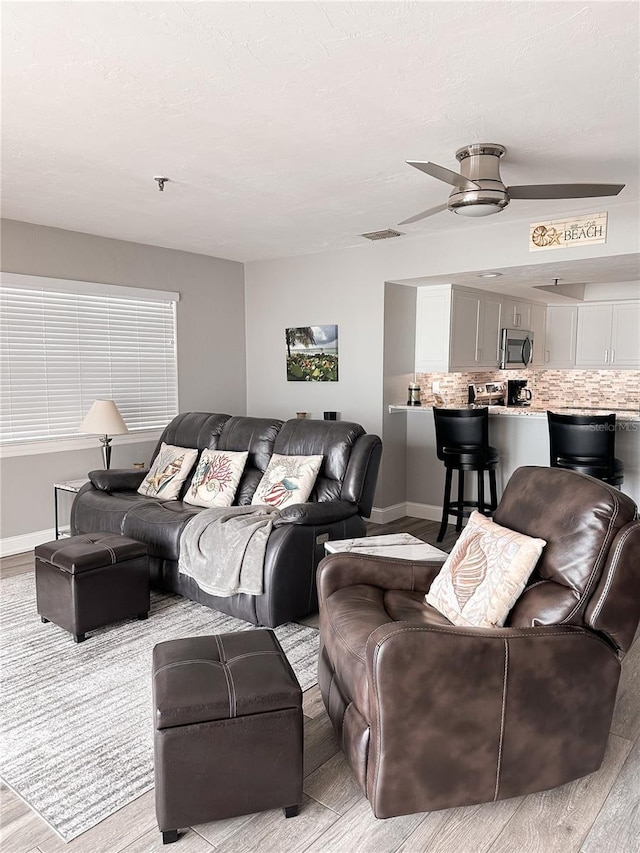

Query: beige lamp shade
79 400 128 436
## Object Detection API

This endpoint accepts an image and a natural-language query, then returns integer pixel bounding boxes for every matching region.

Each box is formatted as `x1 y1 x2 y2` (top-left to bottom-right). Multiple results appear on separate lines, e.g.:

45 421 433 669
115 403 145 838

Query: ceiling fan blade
407 161 479 191
398 203 449 225
508 183 625 200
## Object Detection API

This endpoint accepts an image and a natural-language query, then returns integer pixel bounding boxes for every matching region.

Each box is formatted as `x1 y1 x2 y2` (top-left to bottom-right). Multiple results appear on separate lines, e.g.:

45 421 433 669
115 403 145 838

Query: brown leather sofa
318 466 640 818
71 412 382 627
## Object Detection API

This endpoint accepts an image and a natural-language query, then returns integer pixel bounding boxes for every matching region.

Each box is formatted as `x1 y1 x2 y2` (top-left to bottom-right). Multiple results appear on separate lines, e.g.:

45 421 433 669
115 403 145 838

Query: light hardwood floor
1 519 639 853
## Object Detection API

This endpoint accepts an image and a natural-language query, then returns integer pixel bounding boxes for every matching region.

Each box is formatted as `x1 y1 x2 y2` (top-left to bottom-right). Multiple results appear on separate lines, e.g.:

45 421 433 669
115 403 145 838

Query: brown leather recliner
318 466 640 818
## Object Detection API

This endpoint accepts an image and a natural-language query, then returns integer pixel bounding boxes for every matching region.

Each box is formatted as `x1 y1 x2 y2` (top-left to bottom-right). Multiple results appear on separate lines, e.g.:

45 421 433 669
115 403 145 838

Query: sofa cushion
150 413 231 462
122 500 202 560
184 449 248 508
138 444 198 500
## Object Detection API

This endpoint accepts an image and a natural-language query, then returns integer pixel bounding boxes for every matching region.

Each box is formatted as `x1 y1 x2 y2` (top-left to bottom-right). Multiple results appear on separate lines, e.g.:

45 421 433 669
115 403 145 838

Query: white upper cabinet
415 285 502 372
415 285 451 373
529 302 547 367
575 302 639 369
610 302 640 367
544 305 577 368
502 298 531 330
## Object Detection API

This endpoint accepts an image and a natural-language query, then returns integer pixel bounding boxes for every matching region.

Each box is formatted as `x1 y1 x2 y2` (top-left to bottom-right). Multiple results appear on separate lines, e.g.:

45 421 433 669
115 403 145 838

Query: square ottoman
153 629 303 844
35 532 149 643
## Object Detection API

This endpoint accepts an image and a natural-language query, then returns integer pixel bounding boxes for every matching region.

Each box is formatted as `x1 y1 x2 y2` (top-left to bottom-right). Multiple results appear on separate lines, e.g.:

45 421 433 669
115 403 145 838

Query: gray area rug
0 573 319 841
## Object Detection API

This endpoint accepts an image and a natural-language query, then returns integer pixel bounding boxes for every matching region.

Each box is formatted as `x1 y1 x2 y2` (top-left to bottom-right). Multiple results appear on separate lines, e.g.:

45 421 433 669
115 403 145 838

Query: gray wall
380 283 415 508
244 201 640 513
1 219 246 540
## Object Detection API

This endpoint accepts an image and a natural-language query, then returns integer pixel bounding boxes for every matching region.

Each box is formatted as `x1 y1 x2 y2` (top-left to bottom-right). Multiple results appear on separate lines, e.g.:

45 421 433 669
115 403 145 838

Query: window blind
0 284 178 444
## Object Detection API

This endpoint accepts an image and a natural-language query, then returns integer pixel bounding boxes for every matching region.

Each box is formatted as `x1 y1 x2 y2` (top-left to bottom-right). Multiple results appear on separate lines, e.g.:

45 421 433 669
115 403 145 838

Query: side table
53 479 90 539
325 532 448 562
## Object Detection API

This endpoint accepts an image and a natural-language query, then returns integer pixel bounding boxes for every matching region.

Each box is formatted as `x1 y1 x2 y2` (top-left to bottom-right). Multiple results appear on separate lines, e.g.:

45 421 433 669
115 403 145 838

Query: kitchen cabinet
544 305 577 368
576 302 640 368
502 298 531 330
529 302 547 367
415 285 502 372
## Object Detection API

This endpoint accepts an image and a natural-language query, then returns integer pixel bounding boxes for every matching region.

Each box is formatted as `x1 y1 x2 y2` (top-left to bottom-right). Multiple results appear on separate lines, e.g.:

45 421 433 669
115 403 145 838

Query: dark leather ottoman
152 629 303 844
35 533 149 643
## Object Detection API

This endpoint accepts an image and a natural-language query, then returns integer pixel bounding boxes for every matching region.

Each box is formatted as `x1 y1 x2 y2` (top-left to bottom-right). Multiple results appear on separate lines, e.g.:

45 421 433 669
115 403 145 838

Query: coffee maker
507 379 532 407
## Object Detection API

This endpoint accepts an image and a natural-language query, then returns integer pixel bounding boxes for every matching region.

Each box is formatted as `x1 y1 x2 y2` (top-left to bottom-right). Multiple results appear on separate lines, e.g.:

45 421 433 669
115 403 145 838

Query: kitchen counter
389 404 640 423
389 403 639 507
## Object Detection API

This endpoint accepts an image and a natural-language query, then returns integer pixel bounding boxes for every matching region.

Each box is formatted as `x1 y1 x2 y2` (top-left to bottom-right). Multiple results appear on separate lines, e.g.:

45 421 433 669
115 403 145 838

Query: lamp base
99 436 113 469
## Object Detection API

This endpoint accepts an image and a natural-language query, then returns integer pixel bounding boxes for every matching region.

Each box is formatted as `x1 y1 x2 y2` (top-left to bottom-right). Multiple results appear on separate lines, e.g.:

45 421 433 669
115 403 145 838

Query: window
0 274 179 445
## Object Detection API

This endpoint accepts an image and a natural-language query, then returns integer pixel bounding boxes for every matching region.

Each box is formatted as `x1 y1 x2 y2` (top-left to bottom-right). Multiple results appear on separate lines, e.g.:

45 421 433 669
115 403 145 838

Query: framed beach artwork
285 325 338 381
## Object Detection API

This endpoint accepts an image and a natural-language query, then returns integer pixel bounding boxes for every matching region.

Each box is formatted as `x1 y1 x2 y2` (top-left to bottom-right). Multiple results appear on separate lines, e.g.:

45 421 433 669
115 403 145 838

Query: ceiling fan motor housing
448 143 509 215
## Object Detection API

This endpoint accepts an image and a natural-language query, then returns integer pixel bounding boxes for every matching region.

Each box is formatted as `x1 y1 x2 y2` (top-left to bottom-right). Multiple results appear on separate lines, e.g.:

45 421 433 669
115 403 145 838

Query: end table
53 479 90 539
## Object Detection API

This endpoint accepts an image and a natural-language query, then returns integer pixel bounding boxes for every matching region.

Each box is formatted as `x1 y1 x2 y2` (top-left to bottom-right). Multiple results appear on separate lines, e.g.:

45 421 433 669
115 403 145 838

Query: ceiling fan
399 143 625 225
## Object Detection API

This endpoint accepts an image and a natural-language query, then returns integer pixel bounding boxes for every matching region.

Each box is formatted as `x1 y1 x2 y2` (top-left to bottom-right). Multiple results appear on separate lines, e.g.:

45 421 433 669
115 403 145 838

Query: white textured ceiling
2 1 639 262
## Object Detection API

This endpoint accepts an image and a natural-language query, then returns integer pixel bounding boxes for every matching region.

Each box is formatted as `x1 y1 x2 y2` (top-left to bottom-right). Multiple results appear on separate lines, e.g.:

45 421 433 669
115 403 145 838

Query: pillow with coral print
184 449 249 508
425 511 546 628
137 443 198 500
251 453 323 509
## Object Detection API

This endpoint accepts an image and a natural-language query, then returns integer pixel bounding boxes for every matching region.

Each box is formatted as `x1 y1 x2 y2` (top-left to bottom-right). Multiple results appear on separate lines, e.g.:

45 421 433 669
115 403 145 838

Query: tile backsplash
416 369 640 411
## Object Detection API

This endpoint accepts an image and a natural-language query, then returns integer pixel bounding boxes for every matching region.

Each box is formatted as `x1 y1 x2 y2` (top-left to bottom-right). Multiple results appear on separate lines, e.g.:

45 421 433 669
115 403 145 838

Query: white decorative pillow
137 443 198 500
251 453 323 509
425 511 546 628
184 449 248 508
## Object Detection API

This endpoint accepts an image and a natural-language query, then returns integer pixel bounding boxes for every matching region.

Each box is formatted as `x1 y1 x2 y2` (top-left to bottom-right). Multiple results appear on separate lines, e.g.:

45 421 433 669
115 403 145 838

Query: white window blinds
0 278 179 444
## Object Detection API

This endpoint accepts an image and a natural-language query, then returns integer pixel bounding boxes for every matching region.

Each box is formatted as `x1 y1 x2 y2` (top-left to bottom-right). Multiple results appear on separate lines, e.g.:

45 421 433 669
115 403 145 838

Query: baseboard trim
369 501 442 524
1 528 55 558
404 502 442 522
369 503 408 524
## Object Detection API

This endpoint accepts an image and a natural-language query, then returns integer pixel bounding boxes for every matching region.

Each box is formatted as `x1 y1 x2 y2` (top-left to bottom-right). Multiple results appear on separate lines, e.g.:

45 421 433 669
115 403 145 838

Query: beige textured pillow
251 453 323 509
426 511 546 628
137 443 198 500
184 449 248 508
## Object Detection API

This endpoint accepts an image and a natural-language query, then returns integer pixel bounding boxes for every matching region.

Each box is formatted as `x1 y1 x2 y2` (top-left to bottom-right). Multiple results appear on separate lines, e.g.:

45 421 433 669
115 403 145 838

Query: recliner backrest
152 412 231 461
217 416 284 504
493 466 637 632
272 419 381 514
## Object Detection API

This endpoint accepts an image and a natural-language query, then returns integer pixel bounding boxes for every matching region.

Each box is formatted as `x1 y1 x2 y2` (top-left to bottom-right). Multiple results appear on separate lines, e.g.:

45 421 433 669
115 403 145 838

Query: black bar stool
547 411 624 487
433 408 499 542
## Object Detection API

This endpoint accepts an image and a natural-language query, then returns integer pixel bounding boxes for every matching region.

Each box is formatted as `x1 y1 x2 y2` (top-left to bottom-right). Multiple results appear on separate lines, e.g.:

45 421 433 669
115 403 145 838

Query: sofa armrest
317 552 444 604
88 468 148 492
362 622 619 816
273 500 357 527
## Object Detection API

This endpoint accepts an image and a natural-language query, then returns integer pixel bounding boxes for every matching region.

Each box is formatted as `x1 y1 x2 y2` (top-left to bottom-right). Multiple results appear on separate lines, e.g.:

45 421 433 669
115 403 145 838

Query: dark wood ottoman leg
284 805 299 818
162 830 178 844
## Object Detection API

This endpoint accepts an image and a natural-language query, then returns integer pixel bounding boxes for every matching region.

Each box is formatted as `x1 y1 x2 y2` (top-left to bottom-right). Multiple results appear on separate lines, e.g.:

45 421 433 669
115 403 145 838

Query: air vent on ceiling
361 228 404 241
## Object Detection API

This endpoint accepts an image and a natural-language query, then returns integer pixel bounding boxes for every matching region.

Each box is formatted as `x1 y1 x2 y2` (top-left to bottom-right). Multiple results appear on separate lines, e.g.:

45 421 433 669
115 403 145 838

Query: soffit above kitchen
389 253 640 303
2 1 638 263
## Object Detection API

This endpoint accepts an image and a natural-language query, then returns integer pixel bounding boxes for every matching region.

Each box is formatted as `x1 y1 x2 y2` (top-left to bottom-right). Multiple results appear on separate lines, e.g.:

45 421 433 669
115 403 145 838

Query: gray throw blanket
178 505 280 597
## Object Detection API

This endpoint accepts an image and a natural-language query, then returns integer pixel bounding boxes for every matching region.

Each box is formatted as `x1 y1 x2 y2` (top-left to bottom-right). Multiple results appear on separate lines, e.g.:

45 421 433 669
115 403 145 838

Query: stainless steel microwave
500 328 534 369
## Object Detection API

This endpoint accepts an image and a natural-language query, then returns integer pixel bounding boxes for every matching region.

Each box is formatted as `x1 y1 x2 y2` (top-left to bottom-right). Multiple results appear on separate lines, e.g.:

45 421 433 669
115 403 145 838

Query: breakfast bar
390 404 640 511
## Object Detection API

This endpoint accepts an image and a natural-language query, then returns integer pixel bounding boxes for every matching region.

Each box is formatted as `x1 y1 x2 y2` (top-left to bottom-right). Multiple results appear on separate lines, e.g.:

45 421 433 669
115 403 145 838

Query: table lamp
79 400 128 469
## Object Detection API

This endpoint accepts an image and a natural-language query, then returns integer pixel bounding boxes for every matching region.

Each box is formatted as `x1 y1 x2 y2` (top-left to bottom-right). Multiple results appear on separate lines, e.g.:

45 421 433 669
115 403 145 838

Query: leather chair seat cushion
556 456 624 480
322 585 453 720
153 629 301 730
122 500 203 560
442 445 500 469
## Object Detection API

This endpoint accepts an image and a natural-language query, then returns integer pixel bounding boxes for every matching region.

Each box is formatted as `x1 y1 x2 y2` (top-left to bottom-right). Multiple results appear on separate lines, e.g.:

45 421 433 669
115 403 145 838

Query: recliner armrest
273 500 358 527
317 552 444 603
88 468 148 492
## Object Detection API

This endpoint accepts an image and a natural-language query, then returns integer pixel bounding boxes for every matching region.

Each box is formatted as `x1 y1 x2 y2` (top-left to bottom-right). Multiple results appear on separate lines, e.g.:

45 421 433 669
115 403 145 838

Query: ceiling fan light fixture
453 202 505 218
